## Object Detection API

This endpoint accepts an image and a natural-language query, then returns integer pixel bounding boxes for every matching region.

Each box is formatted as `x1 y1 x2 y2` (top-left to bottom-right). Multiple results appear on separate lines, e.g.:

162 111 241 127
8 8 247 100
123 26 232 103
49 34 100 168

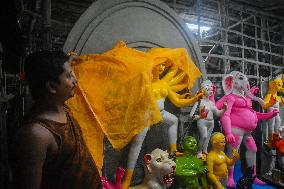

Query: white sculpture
129 149 176 189
189 80 226 158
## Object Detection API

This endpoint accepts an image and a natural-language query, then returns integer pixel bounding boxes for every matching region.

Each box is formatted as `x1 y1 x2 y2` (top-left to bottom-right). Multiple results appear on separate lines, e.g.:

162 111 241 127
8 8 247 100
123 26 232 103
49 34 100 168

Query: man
11 51 102 189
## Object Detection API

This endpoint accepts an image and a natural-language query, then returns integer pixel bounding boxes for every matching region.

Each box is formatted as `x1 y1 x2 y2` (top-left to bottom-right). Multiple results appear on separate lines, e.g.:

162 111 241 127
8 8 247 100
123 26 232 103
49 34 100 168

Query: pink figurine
102 167 125 189
215 71 279 187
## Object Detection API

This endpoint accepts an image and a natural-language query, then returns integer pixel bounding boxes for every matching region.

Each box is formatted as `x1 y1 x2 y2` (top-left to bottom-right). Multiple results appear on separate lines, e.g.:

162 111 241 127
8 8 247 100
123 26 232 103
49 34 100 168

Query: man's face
53 62 77 101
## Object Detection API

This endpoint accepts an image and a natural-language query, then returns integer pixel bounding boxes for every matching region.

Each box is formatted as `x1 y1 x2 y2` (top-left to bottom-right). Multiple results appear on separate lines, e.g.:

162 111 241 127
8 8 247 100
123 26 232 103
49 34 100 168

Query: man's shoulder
17 122 54 142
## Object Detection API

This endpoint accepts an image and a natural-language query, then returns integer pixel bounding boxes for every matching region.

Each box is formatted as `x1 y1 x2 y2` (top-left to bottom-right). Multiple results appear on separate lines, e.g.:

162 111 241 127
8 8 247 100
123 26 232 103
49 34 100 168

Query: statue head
152 59 172 80
269 76 283 93
182 136 198 155
211 132 226 151
143 148 176 188
222 71 264 105
201 80 214 97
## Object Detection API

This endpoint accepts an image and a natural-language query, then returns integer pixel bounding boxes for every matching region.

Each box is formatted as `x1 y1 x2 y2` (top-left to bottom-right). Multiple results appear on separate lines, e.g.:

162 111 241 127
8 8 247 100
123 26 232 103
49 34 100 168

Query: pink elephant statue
215 71 279 187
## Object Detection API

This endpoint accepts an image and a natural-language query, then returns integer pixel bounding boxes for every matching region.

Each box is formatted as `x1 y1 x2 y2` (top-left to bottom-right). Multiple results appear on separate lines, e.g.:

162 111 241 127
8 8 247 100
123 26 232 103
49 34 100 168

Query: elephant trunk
243 86 265 106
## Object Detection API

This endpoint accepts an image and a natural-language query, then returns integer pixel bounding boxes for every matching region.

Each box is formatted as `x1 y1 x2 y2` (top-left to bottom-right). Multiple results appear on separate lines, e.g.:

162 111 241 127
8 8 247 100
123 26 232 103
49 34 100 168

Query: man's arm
12 124 53 189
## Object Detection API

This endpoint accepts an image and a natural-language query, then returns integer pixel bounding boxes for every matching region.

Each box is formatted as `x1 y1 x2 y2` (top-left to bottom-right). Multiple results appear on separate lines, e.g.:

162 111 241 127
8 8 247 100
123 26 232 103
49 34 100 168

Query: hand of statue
225 133 235 144
272 109 280 116
200 166 208 174
250 86 259 95
232 149 240 160
222 102 228 112
192 115 200 121
269 96 277 106
196 89 204 100
184 92 192 99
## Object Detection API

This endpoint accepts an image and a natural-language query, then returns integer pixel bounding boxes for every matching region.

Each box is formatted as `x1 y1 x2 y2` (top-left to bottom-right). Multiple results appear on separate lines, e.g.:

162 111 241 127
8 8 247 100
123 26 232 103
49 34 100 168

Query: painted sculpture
214 71 279 187
263 75 284 141
129 149 176 189
206 132 239 189
175 136 208 189
66 41 204 189
269 132 284 156
189 80 227 158
123 49 204 188
102 167 125 189
262 75 284 175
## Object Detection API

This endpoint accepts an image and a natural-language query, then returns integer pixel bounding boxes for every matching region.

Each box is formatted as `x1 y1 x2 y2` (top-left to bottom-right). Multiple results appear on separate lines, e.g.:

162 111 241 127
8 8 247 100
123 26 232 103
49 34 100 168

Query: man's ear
46 81 57 94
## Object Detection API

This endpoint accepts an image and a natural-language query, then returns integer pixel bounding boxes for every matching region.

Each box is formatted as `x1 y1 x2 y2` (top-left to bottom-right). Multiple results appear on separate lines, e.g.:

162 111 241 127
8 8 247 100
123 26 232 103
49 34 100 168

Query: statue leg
245 135 266 185
227 128 244 188
203 120 214 154
197 119 208 158
275 114 281 132
162 110 178 153
268 117 276 139
278 156 284 170
267 116 279 174
200 175 209 188
267 150 276 175
123 127 149 189
263 122 269 141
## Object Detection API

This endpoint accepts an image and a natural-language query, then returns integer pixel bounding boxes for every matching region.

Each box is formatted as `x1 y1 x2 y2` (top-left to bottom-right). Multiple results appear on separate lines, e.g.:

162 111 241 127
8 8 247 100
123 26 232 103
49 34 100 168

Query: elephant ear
222 74 234 94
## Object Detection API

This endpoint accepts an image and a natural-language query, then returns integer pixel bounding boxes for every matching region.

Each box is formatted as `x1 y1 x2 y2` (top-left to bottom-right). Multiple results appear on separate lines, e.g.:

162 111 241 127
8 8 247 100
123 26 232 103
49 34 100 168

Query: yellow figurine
123 62 204 189
66 41 204 189
262 75 284 110
262 75 284 175
263 75 284 141
206 132 239 189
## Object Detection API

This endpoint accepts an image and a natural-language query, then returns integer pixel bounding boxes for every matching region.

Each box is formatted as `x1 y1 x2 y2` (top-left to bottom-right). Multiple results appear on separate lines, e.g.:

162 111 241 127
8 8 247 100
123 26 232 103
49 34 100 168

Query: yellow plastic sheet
67 41 202 173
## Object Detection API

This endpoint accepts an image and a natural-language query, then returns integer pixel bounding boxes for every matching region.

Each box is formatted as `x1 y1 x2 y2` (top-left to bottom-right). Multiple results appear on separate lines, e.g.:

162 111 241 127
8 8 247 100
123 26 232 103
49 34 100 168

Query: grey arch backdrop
63 0 207 184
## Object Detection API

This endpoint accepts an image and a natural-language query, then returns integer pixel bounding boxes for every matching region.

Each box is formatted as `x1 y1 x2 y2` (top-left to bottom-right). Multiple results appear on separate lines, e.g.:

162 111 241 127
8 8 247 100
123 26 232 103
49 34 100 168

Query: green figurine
176 136 209 189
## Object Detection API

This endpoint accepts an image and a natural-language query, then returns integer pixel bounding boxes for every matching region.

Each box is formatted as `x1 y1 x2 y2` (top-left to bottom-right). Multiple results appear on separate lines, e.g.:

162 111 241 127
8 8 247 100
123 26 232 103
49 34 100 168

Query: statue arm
226 149 239 166
212 103 226 117
256 110 279 120
170 84 187 92
176 168 198 177
215 96 226 110
176 160 198 176
168 72 186 86
168 90 202 108
262 93 274 110
161 66 178 82
280 96 284 106
207 156 223 189
174 92 191 99
189 102 199 119
220 97 234 136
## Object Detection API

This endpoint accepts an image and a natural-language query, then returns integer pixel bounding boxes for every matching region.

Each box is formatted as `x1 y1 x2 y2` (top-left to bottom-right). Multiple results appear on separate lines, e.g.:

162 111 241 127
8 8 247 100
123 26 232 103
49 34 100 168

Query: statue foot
253 177 266 186
226 177 235 188
265 170 273 177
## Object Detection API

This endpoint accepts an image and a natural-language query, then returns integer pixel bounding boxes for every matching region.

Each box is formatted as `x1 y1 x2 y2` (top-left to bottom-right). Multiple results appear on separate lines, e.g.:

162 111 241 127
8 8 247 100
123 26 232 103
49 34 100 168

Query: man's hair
25 50 69 100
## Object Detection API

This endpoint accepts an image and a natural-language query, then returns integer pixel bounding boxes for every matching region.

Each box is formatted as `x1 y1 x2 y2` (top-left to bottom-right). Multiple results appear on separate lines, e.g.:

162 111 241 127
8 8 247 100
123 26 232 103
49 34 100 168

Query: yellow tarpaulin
67 41 202 173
